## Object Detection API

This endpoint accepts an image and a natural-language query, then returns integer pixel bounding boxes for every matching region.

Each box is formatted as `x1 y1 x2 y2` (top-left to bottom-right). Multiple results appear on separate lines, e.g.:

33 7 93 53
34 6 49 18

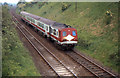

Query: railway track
66 50 117 77
10 9 117 77
12 14 77 77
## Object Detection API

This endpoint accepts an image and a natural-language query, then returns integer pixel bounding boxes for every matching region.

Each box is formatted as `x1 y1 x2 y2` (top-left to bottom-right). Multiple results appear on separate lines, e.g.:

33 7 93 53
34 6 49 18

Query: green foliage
2 6 40 76
105 16 112 25
77 38 91 49
17 2 118 73
61 3 71 12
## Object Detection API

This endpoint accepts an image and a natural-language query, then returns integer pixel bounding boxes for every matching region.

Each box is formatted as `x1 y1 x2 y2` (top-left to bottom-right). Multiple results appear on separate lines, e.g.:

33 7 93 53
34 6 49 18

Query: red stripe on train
22 17 61 43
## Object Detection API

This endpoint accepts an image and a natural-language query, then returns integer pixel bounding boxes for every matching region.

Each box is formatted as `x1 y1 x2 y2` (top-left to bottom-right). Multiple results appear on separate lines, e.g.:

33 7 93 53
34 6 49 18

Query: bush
106 16 112 25
78 38 91 49
61 3 71 12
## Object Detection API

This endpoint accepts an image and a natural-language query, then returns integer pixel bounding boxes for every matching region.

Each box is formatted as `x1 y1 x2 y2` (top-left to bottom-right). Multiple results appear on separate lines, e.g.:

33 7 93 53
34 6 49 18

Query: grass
17 2 119 73
0 5 2 77
2 5 40 76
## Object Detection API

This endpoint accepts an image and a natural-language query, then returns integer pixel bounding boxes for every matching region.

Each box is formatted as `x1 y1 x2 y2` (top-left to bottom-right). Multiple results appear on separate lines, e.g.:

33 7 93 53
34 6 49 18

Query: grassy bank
17 2 119 73
0 4 2 77
2 5 40 76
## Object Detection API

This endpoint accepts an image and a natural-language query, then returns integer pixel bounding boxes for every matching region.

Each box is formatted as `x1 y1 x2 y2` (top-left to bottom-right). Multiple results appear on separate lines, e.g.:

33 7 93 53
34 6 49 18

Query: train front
60 28 78 50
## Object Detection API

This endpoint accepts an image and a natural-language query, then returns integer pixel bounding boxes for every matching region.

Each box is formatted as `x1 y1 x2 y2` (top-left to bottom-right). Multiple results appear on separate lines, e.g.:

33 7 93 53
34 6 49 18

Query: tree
17 0 26 5
4 2 8 6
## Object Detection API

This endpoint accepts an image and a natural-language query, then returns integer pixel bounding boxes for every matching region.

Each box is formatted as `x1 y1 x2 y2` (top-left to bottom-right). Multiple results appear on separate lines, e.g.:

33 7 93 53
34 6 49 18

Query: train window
40 23 41 27
28 17 29 20
42 24 44 28
37 22 40 27
32 19 35 23
32 19 34 23
72 31 76 36
54 29 56 32
33 20 34 23
53 29 56 35
46 26 48 31
28 17 30 21
30 18 32 22
40 24 43 28
63 31 66 36
57 31 58 36
25 16 27 19
53 32 56 35
31 19 32 22
38 22 42 28
51 28 53 33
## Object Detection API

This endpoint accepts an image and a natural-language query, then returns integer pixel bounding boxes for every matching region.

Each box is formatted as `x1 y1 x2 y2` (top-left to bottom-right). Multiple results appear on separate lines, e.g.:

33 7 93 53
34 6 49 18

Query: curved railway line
12 15 78 77
65 50 117 77
10 9 118 77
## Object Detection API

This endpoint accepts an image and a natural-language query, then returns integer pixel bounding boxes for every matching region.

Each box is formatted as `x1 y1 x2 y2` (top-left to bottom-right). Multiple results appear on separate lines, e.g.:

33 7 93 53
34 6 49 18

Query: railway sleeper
88 65 95 68
54 66 66 69
91 67 99 69
59 73 73 76
77 60 83 63
93 68 102 71
57 70 70 73
95 70 105 74
80 61 86 64
95 72 110 77
97 73 109 77
79 59 86 62
55 68 66 71
57 72 72 76
62 73 73 76
84 62 91 65
54 64 63 67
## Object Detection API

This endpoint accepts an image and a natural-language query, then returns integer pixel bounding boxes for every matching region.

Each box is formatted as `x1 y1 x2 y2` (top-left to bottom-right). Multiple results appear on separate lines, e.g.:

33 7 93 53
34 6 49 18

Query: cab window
53 29 56 35
37 22 41 27
72 31 76 36
63 31 66 36
42 24 44 28
46 26 48 31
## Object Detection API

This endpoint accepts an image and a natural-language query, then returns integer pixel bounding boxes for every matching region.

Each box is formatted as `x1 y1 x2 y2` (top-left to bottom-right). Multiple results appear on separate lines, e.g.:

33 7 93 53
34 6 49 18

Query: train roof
21 11 73 30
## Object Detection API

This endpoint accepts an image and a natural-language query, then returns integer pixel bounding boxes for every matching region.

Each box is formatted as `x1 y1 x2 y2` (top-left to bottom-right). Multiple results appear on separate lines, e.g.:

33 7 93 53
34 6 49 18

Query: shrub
78 38 91 49
61 3 71 12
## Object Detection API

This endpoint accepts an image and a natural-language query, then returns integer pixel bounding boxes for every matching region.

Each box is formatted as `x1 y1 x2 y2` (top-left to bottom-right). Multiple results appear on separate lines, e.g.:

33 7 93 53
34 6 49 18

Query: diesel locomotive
20 11 78 50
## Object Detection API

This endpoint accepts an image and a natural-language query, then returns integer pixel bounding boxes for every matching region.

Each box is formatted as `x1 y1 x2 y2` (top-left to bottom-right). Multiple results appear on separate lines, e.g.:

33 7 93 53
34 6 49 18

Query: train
20 11 78 50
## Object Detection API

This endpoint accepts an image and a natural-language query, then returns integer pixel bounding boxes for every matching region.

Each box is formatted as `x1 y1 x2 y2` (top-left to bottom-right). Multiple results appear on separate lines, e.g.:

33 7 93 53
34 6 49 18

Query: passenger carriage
20 11 78 50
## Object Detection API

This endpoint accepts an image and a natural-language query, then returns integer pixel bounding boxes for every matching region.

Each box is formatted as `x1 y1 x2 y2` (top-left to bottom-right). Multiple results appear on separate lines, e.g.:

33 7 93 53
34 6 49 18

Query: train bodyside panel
20 11 78 50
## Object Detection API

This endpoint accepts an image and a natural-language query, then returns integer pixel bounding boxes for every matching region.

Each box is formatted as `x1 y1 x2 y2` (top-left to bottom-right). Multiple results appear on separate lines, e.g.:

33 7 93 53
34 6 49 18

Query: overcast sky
0 0 33 4
0 0 119 4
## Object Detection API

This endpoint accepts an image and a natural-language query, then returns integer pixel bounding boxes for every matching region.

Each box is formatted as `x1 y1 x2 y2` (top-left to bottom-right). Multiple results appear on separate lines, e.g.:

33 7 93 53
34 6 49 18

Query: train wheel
26 22 29 26
54 41 61 50
43 34 47 38
38 31 42 36
62 47 67 51
34 28 38 32
21 19 24 22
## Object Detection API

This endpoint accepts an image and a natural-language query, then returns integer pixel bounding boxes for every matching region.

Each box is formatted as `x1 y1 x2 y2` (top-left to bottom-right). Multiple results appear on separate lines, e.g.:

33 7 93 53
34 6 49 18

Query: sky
0 0 33 4
0 0 119 4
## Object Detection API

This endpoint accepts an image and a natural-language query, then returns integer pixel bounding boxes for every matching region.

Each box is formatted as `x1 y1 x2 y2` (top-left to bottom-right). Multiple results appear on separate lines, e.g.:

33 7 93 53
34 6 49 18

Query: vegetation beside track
17 2 119 73
2 5 40 76
0 4 2 77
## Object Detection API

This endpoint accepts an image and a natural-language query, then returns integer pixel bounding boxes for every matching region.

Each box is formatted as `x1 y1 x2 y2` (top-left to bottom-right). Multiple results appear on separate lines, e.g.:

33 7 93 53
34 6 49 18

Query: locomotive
20 11 78 50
